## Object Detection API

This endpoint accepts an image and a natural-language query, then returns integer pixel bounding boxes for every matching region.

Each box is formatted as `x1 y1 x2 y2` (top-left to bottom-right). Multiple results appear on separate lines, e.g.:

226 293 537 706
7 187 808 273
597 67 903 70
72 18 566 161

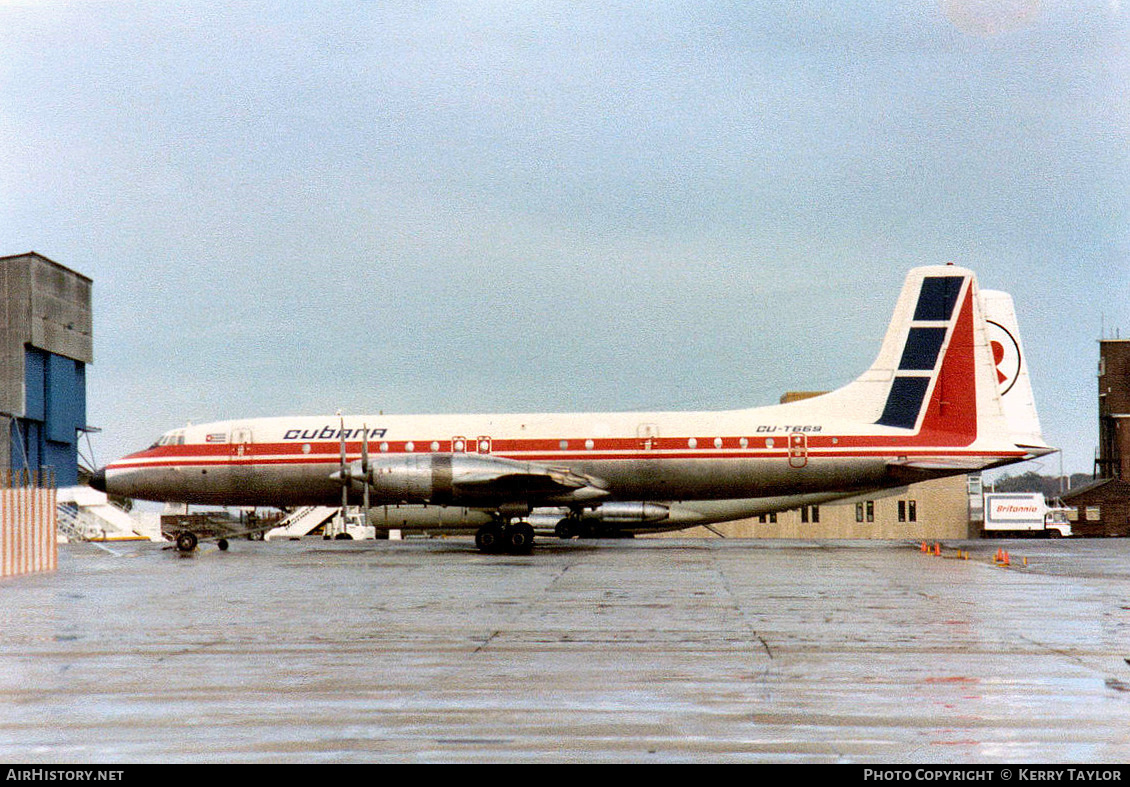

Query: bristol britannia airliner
91 264 1052 553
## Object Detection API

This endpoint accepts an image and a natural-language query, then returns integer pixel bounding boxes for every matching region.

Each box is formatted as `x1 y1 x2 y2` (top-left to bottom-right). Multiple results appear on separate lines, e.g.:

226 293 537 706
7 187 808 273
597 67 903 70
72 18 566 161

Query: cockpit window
150 430 186 448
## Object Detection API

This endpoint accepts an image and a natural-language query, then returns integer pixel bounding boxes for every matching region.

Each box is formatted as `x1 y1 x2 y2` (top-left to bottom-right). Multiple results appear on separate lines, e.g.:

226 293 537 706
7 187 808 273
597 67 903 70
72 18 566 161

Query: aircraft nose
89 468 107 493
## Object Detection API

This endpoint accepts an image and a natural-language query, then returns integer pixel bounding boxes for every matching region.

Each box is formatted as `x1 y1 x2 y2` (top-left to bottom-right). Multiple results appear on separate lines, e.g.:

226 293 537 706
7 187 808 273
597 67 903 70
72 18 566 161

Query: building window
811 505 819 523
801 506 808 523
856 502 864 523
866 501 874 522
898 500 906 522
908 500 917 522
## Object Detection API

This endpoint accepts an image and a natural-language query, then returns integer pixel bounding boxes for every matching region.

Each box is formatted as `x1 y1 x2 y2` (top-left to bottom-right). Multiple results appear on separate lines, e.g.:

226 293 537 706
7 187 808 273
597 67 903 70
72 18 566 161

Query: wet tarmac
1 537 1129 763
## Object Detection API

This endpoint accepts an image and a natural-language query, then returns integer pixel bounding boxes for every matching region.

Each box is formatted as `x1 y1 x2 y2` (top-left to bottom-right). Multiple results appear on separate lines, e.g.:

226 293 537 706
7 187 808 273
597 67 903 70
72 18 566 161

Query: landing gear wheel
175 531 198 553
217 538 229 551
555 518 576 539
475 523 505 553
506 522 535 553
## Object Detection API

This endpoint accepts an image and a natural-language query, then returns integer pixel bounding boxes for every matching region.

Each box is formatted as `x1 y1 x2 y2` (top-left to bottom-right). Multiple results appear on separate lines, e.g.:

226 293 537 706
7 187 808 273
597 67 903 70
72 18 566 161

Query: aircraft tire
475 524 505 553
554 518 576 539
217 538 229 551
507 522 535 553
175 531 198 553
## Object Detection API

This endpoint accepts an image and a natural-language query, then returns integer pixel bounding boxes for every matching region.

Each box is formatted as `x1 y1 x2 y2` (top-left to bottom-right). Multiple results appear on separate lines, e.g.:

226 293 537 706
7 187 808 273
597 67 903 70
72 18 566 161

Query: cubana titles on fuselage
92 265 1052 552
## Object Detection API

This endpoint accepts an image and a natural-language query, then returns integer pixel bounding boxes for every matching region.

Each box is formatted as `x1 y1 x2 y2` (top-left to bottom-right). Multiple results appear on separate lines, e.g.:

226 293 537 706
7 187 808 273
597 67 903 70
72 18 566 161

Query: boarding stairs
57 503 106 542
265 506 339 540
56 486 162 542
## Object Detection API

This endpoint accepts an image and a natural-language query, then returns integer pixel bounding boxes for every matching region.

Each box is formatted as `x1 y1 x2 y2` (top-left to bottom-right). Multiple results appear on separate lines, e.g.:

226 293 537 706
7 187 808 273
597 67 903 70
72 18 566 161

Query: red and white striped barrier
1 485 57 578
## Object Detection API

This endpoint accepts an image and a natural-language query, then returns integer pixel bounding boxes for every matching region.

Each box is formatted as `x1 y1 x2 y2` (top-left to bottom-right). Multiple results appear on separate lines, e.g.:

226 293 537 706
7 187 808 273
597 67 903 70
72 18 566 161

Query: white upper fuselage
100 401 1031 507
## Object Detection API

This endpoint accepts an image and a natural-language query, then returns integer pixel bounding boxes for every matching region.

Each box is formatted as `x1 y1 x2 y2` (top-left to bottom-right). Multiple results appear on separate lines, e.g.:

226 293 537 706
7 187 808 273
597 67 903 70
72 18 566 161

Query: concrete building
655 474 976 540
0 252 93 487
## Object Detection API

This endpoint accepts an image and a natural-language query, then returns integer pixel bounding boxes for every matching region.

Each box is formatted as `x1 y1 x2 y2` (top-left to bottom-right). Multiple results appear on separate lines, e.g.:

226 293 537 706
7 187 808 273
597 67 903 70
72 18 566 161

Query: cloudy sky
2 1 1127 478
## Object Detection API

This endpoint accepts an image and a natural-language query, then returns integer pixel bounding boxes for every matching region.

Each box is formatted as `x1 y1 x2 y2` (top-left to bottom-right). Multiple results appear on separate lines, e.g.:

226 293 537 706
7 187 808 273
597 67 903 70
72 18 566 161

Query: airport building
0 252 93 487
1059 338 1130 536
655 474 977 540
1096 338 1130 481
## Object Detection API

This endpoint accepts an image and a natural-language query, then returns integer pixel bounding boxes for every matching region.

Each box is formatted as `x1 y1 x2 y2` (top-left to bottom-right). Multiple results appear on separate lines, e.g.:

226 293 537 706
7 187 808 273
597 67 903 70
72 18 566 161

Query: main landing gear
474 520 535 554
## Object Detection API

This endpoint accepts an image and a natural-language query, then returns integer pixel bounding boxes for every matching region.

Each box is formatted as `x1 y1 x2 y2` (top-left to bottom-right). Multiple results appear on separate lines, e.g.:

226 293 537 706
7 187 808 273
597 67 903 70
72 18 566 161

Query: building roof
1062 477 1130 503
0 252 92 283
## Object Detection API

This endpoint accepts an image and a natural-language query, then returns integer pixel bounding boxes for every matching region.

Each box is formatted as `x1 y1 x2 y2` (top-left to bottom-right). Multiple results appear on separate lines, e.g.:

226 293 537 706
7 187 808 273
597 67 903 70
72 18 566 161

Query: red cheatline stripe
120 428 982 462
111 447 1029 473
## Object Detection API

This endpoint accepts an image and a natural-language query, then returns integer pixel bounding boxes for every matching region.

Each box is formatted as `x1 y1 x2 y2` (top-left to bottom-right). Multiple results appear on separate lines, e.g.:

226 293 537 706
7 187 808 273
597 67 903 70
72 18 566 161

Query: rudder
978 289 1048 450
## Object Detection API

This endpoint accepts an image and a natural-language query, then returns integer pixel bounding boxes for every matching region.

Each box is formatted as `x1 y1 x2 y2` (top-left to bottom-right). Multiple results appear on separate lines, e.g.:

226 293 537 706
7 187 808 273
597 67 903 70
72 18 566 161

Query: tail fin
978 289 1049 450
790 266 978 434
787 265 1046 453
872 269 973 432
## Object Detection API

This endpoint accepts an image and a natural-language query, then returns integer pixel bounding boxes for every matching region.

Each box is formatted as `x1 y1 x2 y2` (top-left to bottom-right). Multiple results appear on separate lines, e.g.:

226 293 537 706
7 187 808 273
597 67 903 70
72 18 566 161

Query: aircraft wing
339 453 611 507
456 462 597 493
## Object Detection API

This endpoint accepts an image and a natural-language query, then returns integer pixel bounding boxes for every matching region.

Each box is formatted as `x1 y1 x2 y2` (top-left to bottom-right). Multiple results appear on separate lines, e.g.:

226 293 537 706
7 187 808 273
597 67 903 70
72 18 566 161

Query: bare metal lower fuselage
111 452 921 509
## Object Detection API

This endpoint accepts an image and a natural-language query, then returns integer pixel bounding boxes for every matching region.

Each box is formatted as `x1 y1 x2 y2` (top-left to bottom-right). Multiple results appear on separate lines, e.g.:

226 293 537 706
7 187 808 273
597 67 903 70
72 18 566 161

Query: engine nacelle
362 454 435 502
341 453 608 508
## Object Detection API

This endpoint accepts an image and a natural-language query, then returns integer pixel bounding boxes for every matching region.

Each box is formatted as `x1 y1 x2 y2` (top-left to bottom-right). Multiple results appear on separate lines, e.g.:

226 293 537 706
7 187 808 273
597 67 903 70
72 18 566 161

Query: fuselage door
230 426 254 460
638 423 660 451
788 431 808 468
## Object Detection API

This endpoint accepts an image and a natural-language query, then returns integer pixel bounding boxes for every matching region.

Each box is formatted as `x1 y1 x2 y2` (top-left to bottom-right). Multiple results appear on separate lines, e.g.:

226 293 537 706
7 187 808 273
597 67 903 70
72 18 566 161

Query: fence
0 470 57 578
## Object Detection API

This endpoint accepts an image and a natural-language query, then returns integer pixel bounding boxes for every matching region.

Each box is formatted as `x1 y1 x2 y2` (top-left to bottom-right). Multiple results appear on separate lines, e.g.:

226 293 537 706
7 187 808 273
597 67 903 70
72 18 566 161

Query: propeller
339 415 349 537
361 424 371 533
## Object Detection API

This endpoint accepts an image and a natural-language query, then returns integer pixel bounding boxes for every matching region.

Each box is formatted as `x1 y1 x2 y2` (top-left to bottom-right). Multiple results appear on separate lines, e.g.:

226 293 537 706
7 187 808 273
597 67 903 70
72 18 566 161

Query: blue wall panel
12 347 86 486
24 347 45 422
46 353 82 445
